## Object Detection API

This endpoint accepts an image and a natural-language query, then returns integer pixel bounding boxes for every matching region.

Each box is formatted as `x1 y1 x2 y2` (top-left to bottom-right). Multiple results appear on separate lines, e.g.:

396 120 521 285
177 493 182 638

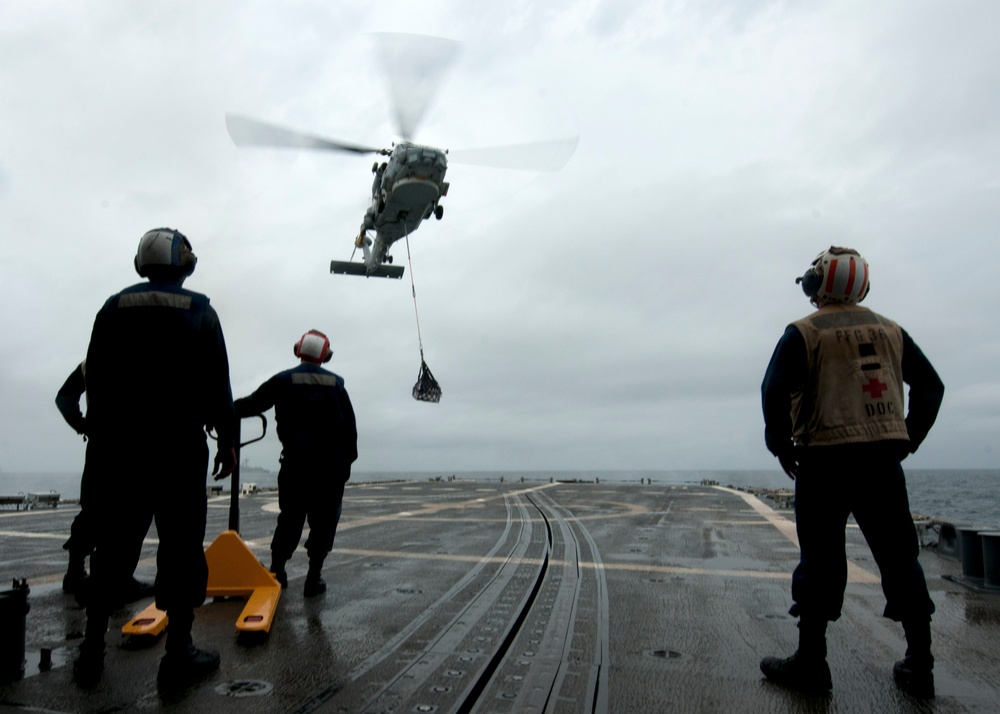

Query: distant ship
240 458 273 475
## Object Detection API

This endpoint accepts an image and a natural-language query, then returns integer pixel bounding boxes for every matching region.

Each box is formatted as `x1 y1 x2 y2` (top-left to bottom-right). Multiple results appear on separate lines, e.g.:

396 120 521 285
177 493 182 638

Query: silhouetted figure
235 329 358 598
73 228 236 690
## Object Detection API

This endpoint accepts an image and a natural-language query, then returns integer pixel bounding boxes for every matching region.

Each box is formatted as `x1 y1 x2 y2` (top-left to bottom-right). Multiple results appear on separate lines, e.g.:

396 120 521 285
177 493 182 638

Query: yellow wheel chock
122 530 282 638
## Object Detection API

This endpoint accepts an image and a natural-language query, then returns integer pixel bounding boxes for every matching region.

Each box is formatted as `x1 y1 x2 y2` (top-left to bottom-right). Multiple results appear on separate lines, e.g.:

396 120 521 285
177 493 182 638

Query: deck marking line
0 530 70 541
714 486 879 585
328 546 792 581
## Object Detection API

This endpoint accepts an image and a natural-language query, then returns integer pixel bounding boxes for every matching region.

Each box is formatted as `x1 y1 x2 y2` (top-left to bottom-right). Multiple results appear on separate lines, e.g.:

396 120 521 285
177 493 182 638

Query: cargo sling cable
405 230 441 402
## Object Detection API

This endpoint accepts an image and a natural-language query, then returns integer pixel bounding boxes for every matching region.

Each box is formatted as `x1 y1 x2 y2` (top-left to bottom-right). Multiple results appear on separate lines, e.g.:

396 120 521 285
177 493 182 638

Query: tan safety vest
790 304 910 447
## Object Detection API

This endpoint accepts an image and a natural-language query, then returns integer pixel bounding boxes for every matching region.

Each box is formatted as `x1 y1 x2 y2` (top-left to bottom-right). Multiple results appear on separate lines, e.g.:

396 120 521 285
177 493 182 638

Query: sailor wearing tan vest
760 247 944 698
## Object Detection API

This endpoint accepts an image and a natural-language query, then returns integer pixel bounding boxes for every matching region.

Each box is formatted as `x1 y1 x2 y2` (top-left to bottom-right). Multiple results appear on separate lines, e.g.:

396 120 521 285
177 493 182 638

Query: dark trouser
790 443 934 623
84 437 210 637
64 510 93 565
271 455 348 563
64 457 101 559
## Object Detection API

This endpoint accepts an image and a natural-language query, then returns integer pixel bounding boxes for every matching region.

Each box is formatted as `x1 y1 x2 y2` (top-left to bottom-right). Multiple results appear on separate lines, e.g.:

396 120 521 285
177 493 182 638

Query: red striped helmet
796 247 870 306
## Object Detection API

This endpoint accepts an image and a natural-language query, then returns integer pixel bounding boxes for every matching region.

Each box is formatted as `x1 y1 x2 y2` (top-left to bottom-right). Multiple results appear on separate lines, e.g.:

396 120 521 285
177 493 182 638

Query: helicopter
225 33 578 279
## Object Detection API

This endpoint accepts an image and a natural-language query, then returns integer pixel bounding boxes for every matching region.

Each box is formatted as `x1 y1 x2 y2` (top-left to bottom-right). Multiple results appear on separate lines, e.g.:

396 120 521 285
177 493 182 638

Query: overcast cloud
2 0 998 474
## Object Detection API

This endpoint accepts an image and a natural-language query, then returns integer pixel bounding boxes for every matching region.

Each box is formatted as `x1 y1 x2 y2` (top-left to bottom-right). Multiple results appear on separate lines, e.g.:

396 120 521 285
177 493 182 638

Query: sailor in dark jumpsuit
54 362 94 592
234 329 358 597
759 247 944 698
55 362 154 600
73 228 236 690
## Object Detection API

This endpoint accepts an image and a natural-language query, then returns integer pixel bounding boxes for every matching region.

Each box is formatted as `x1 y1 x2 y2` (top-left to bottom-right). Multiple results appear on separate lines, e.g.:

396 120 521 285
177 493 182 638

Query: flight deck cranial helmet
796 246 870 307
134 228 197 282
294 330 333 364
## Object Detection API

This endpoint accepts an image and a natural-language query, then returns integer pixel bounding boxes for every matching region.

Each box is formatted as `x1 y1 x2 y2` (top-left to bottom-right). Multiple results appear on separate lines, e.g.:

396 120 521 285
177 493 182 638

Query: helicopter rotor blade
371 33 460 141
448 136 580 172
225 113 383 155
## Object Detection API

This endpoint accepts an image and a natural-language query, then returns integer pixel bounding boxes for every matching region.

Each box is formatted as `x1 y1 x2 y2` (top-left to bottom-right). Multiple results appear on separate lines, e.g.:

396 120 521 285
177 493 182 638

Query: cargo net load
413 359 442 403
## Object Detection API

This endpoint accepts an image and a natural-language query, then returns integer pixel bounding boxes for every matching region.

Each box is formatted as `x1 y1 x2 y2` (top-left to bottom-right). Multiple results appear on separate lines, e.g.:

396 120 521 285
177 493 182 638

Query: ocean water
1 468 997 528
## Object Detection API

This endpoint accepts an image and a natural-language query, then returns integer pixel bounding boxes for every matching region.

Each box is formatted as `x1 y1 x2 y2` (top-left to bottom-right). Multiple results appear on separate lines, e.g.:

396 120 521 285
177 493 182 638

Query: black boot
73 610 108 687
157 609 220 690
894 618 934 698
304 554 326 598
760 618 832 695
269 554 288 589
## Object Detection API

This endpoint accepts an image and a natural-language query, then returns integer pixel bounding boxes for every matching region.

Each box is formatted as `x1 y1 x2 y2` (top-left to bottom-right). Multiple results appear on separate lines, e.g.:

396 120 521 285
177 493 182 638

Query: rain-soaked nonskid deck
1 480 998 713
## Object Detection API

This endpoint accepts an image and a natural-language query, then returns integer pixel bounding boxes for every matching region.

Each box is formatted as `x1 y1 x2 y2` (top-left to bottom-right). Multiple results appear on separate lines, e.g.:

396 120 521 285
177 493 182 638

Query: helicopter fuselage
358 142 449 274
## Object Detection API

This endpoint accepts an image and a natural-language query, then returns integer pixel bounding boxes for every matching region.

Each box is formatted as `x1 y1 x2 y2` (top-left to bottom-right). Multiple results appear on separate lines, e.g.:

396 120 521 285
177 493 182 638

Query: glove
212 446 237 480
777 450 800 481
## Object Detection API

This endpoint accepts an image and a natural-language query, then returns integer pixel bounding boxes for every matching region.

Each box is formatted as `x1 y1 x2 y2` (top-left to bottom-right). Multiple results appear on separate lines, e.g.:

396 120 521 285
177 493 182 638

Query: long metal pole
229 420 241 533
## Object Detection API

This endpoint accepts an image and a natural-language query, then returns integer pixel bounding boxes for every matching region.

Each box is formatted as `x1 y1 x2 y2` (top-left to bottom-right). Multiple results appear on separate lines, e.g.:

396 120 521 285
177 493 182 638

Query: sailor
73 228 237 689
234 329 358 597
760 247 944 698
54 361 154 601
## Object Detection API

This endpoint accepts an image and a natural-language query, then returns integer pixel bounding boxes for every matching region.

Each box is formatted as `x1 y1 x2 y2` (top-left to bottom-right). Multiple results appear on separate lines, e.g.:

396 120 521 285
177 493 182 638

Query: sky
2 0 999 475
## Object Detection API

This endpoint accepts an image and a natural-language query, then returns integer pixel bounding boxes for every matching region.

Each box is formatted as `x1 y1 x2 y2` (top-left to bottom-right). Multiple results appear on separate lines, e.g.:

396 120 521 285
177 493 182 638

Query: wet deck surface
1 479 998 712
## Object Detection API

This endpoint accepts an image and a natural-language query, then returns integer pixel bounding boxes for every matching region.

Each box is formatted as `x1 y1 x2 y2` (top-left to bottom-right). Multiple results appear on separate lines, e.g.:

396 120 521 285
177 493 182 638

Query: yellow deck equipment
122 416 280 639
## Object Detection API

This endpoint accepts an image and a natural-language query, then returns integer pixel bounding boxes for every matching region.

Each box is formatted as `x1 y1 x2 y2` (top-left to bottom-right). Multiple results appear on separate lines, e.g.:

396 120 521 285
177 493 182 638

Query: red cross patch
862 377 888 398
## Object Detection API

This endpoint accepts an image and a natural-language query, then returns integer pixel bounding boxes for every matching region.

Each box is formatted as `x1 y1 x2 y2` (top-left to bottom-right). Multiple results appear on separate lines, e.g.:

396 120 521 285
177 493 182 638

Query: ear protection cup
294 330 332 363
796 270 823 299
175 235 197 278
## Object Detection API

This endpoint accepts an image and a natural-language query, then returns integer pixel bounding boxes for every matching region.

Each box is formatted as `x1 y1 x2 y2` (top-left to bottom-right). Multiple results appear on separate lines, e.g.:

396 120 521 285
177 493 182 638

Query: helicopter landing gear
434 204 444 220
386 255 393 264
